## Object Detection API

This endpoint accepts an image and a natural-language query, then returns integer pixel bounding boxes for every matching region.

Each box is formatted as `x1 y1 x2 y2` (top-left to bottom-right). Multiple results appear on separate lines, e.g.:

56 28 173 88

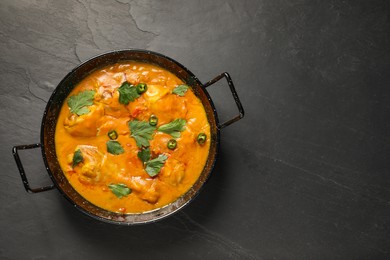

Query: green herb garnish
106 140 125 155
108 183 132 198
138 147 151 163
129 120 156 148
172 84 189 96
158 119 186 138
72 149 83 168
145 154 168 177
67 90 96 116
118 81 140 105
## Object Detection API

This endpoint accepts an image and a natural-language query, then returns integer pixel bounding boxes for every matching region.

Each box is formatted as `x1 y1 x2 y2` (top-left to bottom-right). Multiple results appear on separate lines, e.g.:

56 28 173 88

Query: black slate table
1 1 389 259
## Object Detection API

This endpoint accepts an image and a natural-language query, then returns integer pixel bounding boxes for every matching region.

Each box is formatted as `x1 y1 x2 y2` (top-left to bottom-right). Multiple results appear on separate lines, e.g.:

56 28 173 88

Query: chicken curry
55 61 210 214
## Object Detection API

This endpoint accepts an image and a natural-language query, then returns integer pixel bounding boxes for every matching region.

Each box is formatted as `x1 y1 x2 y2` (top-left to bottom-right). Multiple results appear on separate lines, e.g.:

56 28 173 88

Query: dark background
1 0 389 259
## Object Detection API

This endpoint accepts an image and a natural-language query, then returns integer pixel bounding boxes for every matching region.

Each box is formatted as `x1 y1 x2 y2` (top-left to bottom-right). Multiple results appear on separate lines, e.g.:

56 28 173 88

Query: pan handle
12 143 55 193
203 72 245 129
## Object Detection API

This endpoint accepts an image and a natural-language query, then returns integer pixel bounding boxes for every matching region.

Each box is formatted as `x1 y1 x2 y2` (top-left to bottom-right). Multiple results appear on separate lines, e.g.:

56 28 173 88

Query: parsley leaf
67 90 96 116
158 119 187 138
108 183 132 198
138 147 151 163
129 120 156 148
72 149 83 168
145 154 168 177
172 84 189 96
106 140 125 155
118 81 140 105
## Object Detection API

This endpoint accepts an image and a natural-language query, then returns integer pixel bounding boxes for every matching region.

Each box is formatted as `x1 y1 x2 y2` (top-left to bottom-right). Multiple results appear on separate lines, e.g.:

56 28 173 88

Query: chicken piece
95 83 130 118
127 98 150 121
160 159 185 187
95 71 125 88
97 116 130 137
124 69 140 84
64 103 104 137
72 145 105 184
143 84 170 103
148 94 188 124
129 177 160 204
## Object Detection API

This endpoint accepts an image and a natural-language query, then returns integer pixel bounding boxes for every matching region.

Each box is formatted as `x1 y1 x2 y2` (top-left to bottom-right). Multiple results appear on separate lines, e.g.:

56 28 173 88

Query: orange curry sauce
55 62 210 213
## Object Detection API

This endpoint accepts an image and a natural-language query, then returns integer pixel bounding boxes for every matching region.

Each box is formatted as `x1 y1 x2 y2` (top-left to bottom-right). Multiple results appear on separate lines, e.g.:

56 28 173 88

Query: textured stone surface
1 0 390 259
